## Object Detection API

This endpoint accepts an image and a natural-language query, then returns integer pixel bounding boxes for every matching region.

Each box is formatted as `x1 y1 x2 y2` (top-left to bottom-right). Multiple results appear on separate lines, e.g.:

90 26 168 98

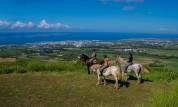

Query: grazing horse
79 54 102 74
117 56 149 83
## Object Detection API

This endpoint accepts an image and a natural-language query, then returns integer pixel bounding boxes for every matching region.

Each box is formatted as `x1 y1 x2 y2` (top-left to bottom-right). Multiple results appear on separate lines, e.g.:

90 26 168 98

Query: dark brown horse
79 54 102 74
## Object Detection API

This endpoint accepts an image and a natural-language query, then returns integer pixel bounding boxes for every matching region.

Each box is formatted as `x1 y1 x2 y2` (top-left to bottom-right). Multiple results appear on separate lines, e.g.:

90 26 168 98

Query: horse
90 64 102 74
79 54 124 89
96 65 123 89
79 54 102 74
117 56 149 83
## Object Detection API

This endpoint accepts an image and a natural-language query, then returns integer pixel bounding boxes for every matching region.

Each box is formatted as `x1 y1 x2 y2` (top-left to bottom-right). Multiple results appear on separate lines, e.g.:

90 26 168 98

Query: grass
0 59 178 107
26 61 84 72
0 72 153 107
1 47 178 107
149 80 178 107
137 80 178 107
0 60 85 74
143 67 178 82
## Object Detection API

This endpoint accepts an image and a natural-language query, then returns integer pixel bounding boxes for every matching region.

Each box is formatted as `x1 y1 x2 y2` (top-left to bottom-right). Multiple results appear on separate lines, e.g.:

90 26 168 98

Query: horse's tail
140 64 150 74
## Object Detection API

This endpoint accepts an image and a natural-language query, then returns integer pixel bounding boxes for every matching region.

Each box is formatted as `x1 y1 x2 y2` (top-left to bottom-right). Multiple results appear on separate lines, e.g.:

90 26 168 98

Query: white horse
90 64 101 74
117 56 149 83
96 65 123 89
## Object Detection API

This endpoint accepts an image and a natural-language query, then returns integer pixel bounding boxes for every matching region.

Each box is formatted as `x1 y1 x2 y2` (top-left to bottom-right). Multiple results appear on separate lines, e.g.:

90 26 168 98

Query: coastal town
0 39 178 61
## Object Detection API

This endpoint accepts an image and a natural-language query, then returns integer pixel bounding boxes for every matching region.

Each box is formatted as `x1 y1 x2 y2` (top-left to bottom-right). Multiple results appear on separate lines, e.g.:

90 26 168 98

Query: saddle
100 66 109 76
125 63 133 72
102 68 107 73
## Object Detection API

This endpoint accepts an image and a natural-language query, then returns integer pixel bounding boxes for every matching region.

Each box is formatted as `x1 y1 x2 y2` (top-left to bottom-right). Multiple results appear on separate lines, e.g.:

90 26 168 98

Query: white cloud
99 0 144 11
0 19 71 30
38 19 70 29
11 21 34 29
122 5 135 11
38 19 50 29
99 0 144 4
158 27 177 32
0 20 10 27
125 0 144 3
159 27 169 31
51 23 70 29
27 22 34 28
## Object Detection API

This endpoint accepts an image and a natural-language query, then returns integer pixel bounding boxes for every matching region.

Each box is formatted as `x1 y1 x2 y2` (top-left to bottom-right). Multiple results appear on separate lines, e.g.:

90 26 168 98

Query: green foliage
0 64 27 74
143 67 178 82
0 46 23 57
141 60 178 82
149 60 165 67
0 60 85 74
27 61 85 72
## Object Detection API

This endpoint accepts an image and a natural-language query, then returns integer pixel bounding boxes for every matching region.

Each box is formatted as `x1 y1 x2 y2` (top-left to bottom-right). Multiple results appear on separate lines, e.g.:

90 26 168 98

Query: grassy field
0 72 162 107
0 46 178 107
0 59 178 107
0 71 177 107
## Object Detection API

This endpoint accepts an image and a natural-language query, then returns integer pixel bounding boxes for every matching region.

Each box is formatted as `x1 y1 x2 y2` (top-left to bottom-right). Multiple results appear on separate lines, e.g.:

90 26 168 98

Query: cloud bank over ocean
0 19 71 30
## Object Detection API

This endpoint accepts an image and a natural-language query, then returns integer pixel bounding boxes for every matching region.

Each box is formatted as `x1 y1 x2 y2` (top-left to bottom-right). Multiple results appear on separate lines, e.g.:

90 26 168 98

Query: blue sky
0 0 178 34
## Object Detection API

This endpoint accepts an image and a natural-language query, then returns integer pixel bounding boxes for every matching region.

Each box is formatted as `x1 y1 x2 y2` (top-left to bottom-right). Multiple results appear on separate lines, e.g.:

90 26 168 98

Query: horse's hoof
96 83 100 85
137 81 141 84
114 87 119 90
114 85 119 89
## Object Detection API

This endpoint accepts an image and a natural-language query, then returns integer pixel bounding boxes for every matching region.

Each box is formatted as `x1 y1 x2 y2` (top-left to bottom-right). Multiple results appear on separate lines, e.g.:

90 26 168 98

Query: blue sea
0 32 178 45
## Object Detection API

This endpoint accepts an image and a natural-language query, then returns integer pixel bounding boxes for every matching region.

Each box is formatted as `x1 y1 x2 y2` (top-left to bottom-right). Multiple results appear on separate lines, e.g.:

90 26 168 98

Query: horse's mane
81 54 90 60
117 56 127 64
84 54 89 58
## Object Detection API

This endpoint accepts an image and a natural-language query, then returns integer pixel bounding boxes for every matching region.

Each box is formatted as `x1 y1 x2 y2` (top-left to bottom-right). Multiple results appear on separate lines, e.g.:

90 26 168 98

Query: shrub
27 61 45 72
0 64 27 74
15 65 27 73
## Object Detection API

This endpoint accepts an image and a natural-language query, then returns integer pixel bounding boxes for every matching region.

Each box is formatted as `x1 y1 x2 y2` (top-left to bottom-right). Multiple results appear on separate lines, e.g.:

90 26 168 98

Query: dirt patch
135 59 153 65
0 58 16 63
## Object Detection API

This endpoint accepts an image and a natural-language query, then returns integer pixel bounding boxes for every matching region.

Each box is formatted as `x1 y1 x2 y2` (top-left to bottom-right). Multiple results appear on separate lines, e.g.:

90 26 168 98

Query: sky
0 0 178 34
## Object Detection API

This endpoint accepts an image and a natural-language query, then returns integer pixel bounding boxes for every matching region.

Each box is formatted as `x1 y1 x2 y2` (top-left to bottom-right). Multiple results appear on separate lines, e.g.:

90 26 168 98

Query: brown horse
79 54 102 74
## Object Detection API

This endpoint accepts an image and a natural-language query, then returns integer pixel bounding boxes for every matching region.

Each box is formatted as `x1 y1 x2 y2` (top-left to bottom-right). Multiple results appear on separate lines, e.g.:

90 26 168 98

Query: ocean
0 32 178 45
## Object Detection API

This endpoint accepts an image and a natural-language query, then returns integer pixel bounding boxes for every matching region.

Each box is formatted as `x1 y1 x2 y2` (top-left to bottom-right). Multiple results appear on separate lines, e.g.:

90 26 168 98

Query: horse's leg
114 75 119 89
138 68 142 83
135 71 140 84
123 72 128 82
96 71 101 85
139 74 142 83
103 76 106 85
121 71 125 81
87 65 90 75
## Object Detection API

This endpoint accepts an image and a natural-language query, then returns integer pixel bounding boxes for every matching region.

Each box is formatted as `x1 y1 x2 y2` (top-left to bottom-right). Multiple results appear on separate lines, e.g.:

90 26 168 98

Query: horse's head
115 56 120 65
79 54 91 74
116 56 126 65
